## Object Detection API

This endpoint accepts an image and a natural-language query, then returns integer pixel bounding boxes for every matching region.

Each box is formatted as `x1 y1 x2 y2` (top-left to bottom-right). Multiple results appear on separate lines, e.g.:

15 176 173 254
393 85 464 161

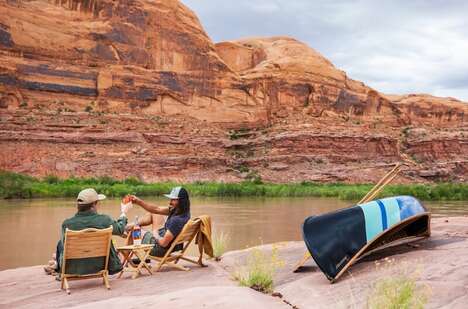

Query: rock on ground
1 217 468 308
69 286 288 309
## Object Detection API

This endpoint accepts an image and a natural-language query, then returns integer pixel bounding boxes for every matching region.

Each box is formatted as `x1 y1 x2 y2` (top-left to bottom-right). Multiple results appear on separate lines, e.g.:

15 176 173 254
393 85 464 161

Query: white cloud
182 0 468 101
251 1 281 13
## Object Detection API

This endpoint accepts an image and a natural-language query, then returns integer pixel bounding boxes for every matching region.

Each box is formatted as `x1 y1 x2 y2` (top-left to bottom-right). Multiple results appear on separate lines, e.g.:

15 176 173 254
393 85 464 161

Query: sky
182 0 468 101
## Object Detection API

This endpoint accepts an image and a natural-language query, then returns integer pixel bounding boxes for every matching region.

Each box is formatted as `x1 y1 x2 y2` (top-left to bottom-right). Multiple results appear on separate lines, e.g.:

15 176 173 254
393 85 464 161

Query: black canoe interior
357 213 431 262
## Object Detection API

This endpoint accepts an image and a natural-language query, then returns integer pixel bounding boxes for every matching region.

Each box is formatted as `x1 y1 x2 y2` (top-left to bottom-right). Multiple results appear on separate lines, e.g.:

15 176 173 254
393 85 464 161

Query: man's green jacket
57 210 128 275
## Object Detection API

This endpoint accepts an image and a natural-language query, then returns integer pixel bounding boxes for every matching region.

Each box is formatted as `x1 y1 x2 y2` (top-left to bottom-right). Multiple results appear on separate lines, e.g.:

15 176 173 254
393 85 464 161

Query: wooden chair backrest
172 219 201 246
63 227 113 260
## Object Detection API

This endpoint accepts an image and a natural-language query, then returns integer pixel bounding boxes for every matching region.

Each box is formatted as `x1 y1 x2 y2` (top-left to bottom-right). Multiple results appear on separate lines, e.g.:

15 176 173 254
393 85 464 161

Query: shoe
44 260 57 276
131 258 151 264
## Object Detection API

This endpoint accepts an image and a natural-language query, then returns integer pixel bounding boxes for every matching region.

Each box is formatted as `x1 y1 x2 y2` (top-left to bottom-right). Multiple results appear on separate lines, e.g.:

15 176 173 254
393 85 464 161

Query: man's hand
125 223 134 232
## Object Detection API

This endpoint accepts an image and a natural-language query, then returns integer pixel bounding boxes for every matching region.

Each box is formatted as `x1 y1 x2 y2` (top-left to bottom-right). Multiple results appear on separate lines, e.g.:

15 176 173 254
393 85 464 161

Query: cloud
251 1 281 13
182 0 468 101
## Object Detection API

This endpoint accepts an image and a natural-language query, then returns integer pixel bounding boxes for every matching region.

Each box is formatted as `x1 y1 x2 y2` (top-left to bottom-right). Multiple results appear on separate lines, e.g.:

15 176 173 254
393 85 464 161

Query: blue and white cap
164 186 182 199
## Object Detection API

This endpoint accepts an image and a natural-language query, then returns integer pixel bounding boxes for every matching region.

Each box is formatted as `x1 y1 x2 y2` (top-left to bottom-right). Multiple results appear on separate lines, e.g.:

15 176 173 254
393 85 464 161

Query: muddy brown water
0 197 466 270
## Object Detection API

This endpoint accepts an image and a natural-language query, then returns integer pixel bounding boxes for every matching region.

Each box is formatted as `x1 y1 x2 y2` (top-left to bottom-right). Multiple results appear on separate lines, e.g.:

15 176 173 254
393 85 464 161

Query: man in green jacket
54 188 128 276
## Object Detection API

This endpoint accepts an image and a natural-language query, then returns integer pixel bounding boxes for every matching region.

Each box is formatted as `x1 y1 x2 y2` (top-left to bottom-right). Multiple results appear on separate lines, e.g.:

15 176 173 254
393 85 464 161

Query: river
0 197 466 270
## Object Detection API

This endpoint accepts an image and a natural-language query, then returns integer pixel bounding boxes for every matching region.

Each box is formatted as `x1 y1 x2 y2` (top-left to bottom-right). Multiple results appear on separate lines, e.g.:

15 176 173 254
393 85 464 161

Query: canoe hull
302 196 430 282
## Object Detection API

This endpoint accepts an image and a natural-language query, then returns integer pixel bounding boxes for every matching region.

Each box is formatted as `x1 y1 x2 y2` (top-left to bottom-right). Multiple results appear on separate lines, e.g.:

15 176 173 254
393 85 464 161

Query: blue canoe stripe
396 198 403 211
376 200 388 230
359 201 383 242
381 198 401 228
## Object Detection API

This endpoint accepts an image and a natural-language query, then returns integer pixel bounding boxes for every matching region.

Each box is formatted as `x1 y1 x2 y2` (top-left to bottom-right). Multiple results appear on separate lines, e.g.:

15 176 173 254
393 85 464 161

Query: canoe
302 195 431 282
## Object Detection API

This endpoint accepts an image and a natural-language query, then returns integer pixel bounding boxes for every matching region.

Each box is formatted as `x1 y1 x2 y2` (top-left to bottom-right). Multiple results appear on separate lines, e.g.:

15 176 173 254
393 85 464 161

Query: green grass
233 247 284 294
212 232 230 260
0 171 467 201
367 275 428 309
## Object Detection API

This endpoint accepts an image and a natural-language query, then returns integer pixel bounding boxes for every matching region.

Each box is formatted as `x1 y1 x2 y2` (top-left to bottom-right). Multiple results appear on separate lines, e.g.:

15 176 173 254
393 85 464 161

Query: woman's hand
127 195 143 205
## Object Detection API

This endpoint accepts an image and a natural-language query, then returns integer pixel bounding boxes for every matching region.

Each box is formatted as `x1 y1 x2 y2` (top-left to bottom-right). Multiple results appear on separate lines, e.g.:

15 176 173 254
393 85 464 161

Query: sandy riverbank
1 217 467 308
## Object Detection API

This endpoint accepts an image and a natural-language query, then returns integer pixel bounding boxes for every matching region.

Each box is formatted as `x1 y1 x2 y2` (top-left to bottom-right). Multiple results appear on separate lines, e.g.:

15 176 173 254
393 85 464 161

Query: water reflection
0 197 465 270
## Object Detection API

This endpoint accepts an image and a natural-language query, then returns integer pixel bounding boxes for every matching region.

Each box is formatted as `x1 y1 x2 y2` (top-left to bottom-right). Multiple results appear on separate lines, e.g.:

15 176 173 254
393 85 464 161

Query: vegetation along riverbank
1 171 467 201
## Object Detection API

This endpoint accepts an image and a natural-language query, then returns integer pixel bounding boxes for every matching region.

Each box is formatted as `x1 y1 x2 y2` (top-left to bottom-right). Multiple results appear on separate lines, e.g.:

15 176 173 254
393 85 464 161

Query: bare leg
152 214 165 236
135 212 165 237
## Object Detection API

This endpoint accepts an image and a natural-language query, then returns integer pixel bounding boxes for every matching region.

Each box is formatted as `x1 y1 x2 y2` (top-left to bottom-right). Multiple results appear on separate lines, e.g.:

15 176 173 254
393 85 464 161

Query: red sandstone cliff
0 0 466 183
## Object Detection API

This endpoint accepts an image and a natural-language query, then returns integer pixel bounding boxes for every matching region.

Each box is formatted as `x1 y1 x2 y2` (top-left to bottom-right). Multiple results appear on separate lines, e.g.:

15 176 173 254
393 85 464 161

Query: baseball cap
164 186 183 199
77 188 106 205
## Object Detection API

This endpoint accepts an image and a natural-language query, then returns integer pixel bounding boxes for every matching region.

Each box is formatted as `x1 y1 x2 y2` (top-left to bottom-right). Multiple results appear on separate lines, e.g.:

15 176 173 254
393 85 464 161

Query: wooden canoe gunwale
329 212 431 283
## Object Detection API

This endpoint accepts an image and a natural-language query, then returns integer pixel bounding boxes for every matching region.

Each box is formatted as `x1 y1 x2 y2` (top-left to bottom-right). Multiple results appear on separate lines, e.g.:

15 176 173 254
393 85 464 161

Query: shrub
0 171 35 198
233 247 284 294
367 275 428 309
43 175 60 184
212 232 229 261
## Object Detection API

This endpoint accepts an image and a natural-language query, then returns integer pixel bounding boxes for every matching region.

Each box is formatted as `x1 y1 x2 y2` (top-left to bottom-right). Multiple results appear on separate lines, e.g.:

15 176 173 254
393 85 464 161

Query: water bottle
132 216 142 246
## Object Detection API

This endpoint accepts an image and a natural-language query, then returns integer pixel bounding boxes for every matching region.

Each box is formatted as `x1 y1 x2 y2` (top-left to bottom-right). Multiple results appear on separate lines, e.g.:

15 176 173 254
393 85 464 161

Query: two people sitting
46 186 191 276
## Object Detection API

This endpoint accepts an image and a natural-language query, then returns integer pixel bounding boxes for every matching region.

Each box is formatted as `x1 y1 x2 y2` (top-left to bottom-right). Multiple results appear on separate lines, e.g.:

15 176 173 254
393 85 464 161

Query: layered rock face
0 0 466 183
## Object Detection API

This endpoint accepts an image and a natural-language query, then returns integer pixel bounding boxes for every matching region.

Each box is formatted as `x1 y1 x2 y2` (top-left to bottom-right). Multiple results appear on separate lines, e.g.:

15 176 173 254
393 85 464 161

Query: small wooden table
117 244 154 279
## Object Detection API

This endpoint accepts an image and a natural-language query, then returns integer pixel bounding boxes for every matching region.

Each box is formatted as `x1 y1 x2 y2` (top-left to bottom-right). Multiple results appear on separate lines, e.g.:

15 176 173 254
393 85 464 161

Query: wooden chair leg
155 261 164 272
152 256 167 272
153 256 177 272
103 272 111 290
165 261 189 271
63 277 70 294
117 270 124 279
180 256 203 266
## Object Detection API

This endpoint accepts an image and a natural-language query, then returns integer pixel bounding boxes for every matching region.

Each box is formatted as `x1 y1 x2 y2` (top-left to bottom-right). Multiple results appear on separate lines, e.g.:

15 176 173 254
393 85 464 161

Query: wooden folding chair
61 226 113 294
150 218 205 272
